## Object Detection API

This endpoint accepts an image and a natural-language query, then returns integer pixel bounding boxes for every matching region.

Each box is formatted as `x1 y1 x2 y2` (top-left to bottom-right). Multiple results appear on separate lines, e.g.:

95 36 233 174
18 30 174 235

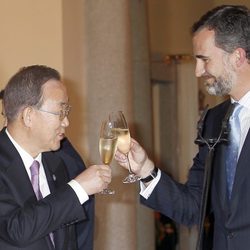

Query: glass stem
126 153 133 174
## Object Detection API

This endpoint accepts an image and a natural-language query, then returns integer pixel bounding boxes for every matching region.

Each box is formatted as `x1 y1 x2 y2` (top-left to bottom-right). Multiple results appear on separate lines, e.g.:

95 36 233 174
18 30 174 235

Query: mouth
203 75 216 86
58 132 65 140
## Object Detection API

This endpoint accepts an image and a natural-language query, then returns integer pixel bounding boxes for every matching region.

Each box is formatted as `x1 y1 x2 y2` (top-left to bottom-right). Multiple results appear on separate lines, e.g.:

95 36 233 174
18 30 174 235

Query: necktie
30 160 43 200
30 160 55 247
226 103 242 199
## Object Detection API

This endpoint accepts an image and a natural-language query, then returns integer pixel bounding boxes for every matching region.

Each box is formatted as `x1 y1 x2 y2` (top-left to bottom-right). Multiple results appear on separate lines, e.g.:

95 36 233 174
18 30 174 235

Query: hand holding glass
99 120 117 194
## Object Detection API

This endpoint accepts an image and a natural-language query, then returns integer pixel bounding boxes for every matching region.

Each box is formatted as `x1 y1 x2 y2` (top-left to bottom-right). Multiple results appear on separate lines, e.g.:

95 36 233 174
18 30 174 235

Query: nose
61 116 69 127
195 60 205 78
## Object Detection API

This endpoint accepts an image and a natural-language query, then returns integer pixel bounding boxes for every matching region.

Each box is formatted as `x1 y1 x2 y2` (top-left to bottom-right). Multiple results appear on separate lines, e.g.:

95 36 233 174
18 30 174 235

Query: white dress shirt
6 128 88 204
140 170 161 199
233 91 250 157
140 91 250 199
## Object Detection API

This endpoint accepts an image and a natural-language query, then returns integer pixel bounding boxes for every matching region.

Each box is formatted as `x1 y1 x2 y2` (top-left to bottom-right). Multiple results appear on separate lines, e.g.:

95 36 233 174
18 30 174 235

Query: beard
203 58 235 96
204 75 233 96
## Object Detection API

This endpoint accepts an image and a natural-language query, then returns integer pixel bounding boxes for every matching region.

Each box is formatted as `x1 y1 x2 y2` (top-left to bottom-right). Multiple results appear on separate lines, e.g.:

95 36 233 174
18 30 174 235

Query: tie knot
231 103 242 118
30 160 40 176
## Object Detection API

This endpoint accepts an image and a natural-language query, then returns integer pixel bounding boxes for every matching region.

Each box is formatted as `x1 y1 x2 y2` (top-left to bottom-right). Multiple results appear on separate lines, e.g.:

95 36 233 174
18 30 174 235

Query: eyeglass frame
36 103 72 121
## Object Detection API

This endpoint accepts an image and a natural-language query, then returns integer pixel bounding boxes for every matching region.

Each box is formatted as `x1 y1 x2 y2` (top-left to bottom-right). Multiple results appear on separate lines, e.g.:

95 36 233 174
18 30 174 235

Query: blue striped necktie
226 103 242 199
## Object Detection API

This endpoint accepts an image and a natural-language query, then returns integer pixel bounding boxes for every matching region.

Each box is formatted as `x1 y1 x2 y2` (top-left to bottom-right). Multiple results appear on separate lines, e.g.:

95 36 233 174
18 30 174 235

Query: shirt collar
231 91 250 112
5 128 42 172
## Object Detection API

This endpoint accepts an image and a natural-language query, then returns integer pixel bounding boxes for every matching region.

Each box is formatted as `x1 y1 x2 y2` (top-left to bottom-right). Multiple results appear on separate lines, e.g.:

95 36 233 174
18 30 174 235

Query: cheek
36 118 61 139
205 62 219 77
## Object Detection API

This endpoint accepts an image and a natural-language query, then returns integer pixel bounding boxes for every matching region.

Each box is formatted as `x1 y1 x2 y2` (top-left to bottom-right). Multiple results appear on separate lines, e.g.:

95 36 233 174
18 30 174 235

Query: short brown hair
191 5 250 61
3 65 61 123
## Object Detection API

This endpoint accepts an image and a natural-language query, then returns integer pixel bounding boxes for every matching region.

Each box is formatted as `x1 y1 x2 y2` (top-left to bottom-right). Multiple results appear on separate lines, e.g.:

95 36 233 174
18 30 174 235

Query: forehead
41 79 68 106
192 28 217 55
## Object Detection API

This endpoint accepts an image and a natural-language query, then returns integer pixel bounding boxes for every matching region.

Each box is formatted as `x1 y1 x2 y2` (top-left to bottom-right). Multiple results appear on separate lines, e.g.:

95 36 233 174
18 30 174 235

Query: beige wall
147 0 250 56
61 0 88 157
0 0 63 125
147 0 213 55
0 0 63 81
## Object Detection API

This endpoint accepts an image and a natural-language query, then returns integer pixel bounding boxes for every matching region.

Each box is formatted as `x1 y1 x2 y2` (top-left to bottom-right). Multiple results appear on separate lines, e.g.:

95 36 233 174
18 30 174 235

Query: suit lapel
0 129 37 203
42 151 70 190
5 157 38 204
205 100 231 212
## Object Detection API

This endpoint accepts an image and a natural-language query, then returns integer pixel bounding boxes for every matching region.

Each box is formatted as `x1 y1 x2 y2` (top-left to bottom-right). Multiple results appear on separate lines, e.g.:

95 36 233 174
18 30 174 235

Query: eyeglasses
37 103 71 121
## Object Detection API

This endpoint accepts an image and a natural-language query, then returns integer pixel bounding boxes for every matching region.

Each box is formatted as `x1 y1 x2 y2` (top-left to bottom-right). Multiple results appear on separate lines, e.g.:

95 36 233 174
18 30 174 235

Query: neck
7 123 39 158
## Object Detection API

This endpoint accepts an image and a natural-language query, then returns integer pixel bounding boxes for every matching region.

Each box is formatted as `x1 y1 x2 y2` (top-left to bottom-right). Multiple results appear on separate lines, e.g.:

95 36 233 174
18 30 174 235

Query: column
130 0 155 250
84 1 136 249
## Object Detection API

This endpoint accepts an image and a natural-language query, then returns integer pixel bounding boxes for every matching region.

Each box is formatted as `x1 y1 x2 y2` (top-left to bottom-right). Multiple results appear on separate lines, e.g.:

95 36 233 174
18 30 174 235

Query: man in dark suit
0 89 95 250
116 5 250 250
0 65 111 249
0 89 95 249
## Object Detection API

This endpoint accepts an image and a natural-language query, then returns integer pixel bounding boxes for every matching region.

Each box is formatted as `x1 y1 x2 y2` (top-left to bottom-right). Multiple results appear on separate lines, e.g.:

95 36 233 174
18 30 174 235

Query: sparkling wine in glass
99 120 118 194
109 111 140 183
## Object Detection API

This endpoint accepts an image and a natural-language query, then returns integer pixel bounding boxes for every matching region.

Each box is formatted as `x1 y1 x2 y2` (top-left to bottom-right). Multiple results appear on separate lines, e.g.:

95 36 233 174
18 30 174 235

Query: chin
50 143 61 152
205 84 216 95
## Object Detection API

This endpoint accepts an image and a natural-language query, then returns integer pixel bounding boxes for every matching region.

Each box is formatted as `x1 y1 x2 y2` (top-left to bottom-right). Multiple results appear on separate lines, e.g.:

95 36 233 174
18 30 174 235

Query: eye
59 104 72 120
196 55 209 64
202 57 209 63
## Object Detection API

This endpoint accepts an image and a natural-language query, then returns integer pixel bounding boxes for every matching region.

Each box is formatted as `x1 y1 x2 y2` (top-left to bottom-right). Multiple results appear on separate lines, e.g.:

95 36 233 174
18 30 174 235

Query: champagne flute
109 111 140 183
99 120 118 194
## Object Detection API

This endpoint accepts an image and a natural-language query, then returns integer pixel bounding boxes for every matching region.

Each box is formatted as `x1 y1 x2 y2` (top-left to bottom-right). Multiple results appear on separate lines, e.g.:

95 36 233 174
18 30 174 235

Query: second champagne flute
109 111 140 183
99 120 118 194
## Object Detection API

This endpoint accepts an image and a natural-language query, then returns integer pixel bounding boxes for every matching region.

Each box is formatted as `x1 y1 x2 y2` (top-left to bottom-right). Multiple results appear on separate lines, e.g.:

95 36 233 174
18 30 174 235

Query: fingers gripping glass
37 104 71 121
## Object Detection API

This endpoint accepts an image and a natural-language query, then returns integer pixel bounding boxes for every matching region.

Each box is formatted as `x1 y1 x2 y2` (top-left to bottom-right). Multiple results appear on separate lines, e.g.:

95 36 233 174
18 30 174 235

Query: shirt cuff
140 169 161 199
68 179 89 204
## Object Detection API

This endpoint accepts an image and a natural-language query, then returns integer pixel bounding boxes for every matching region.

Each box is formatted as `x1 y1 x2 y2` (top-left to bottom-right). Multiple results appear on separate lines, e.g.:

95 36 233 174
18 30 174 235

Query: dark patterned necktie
30 160 55 247
226 103 242 199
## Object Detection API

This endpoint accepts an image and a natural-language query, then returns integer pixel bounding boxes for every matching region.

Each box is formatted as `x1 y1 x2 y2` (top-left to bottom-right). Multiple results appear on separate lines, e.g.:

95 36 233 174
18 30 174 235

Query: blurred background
0 0 249 249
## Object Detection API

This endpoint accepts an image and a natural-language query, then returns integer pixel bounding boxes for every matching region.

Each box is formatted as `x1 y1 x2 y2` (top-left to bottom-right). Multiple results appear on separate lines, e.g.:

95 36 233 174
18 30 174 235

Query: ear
22 106 34 127
234 48 247 67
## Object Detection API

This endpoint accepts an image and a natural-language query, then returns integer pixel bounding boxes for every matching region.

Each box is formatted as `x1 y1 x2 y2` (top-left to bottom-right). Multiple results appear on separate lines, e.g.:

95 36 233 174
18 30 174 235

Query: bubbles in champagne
99 137 118 164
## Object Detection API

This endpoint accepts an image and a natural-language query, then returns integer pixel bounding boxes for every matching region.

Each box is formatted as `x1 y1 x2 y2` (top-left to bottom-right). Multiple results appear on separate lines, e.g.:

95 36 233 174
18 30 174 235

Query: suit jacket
56 138 95 250
0 129 86 250
141 99 250 250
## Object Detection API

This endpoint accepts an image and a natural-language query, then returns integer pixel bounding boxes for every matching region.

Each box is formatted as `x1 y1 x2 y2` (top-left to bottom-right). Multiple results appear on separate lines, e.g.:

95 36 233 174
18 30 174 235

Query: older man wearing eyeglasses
0 65 110 250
